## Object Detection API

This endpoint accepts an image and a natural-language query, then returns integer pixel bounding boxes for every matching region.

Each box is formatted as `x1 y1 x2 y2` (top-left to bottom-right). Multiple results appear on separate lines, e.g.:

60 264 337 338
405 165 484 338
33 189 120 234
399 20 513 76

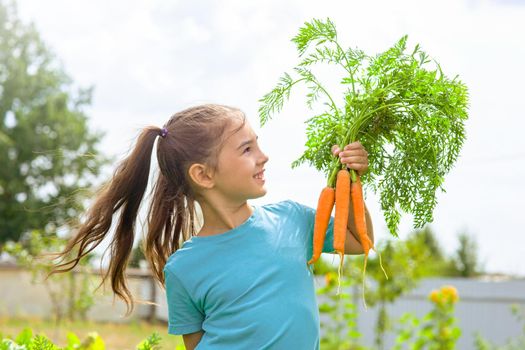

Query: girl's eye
243 147 251 153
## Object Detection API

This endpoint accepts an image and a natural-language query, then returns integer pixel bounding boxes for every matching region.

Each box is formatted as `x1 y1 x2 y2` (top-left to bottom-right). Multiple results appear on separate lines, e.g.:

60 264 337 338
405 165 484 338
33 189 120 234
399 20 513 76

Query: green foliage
317 266 369 350
258 18 469 237
366 227 451 305
29 335 61 350
0 339 24 350
365 226 456 349
370 227 484 279
129 238 146 268
318 227 482 349
310 254 338 275
0 0 110 244
3 230 95 325
136 332 162 350
2 328 58 349
77 333 105 350
64 332 81 350
474 305 525 350
14 329 32 347
1 328 166 350
450 232 483 277
394 285 461 350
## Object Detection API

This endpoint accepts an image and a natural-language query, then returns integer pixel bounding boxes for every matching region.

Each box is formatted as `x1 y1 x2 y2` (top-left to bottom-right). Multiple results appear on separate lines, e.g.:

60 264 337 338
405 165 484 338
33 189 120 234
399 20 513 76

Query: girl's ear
188 163 215 190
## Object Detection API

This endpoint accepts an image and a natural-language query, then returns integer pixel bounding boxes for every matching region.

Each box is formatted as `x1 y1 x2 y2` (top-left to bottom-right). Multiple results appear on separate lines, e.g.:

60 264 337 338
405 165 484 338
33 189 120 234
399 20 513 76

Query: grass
0 316 185 349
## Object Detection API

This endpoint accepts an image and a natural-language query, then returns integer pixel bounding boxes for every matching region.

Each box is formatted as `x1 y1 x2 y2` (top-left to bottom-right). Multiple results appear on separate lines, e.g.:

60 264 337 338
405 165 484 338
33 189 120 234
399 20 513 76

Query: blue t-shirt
163 200 335 350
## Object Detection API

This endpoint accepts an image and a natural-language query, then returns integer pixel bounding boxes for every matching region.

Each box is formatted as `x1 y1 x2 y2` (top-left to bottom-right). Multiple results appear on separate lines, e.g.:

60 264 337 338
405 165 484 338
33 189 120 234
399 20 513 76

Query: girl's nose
260 151 269 164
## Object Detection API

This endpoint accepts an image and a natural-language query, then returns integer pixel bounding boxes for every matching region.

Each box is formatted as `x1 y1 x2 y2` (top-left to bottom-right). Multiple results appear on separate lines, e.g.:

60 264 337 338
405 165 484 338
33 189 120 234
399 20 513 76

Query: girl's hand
332 142 369 176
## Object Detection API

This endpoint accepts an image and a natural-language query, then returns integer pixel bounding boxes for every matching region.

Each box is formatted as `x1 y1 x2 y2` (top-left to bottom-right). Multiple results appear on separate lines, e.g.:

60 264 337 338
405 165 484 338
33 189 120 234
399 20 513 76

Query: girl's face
212 117 269 202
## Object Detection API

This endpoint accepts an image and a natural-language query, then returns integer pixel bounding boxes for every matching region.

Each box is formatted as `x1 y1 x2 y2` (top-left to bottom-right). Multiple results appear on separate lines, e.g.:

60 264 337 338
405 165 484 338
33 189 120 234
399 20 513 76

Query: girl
49 104 373 350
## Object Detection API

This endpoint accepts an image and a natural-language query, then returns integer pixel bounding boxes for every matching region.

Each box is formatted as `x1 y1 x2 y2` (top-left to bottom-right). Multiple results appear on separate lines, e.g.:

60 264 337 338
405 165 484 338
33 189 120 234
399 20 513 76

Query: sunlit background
2 1 525 349
13 0 525 275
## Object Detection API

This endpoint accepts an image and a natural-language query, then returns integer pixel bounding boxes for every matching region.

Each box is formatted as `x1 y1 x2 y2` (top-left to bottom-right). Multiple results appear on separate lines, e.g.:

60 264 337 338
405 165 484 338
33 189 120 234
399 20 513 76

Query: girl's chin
251 187 267 199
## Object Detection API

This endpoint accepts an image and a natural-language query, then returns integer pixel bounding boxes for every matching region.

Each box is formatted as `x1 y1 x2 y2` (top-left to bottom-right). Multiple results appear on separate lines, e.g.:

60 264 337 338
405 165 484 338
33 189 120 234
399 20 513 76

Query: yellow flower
441 285 459 304
429 289 440 304
429 285 459 305
325 272 335 286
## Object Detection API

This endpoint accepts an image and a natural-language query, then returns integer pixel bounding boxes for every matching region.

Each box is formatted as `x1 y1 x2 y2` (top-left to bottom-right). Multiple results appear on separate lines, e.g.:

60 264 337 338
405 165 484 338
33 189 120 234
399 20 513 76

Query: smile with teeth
254 170 265 180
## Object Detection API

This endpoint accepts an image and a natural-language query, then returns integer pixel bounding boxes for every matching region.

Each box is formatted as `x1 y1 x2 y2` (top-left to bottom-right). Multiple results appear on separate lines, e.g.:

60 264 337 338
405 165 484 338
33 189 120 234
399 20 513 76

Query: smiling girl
49 104 373 350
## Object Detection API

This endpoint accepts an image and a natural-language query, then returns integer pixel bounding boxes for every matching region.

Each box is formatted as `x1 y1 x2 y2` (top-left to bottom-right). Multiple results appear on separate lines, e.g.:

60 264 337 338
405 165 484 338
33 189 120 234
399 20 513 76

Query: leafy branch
258 18 469 237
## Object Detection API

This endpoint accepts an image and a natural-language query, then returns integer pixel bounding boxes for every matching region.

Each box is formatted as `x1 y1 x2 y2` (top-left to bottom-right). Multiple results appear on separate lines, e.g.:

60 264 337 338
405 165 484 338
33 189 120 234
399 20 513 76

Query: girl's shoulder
163 241 198 277
260 199 313 218
260 199 299 213
164 251 179 275
258 200 313 237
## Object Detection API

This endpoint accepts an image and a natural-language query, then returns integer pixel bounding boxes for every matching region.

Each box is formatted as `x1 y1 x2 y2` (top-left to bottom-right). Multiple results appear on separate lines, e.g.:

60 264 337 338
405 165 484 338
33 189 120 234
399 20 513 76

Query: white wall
0 266 152 323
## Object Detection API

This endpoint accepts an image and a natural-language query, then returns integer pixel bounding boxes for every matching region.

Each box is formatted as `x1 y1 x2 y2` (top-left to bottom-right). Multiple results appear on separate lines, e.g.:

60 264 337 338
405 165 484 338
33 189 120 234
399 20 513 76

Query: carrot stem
372 246 389 280
336 254 343 296
362 254 368 310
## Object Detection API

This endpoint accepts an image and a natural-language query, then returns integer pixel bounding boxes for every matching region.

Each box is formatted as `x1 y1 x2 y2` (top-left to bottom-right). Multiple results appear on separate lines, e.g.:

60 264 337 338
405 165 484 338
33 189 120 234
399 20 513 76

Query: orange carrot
334 169 350 293
351 175 371 256
307 186 335 266
351 174 388 308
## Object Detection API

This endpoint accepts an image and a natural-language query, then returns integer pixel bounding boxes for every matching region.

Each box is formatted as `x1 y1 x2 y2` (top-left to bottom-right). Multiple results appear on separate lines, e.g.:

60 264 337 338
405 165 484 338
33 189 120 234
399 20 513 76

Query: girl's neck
197 199 253 237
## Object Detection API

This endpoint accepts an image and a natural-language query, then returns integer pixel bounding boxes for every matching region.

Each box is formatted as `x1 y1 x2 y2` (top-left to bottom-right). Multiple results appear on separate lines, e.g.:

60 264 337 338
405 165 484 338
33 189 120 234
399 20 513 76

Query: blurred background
1 0 524 349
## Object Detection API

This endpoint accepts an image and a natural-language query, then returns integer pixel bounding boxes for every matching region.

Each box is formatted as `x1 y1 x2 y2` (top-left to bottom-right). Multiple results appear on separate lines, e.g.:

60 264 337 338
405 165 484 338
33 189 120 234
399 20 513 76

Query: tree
128 238 146 268
451 231 483 277
0 0 109 244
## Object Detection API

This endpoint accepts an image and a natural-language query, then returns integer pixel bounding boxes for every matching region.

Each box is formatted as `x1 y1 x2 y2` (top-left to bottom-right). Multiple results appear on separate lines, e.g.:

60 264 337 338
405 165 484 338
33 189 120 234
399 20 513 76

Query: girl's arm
331 142 374 255
344 199 374 255
182 330 204 350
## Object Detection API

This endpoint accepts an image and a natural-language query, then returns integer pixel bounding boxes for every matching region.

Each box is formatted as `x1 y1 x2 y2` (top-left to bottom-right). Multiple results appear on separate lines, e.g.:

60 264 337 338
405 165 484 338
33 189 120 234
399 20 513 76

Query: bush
393 285 461 350
317 269 368 350
0 328 181 350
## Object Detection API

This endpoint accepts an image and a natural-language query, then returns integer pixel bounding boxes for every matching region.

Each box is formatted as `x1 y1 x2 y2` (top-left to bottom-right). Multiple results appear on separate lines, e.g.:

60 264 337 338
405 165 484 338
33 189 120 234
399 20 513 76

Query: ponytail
145 173 197 286
46 104 246 316
47 126 161 316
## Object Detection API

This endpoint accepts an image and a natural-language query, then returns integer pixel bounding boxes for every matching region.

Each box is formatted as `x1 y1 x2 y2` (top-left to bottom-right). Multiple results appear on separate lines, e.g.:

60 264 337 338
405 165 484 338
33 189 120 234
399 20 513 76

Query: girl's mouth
254 169 265 181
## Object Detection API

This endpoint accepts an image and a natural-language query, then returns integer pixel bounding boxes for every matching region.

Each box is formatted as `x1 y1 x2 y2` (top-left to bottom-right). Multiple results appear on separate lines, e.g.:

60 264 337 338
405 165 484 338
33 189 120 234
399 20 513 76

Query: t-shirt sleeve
164 268 204 335
288 199 335 254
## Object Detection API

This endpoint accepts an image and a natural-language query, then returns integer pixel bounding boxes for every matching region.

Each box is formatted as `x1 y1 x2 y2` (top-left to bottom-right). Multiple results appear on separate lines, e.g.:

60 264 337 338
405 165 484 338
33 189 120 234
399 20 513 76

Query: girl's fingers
340 156 367 164
346 163 368 175
344 163 368 174
339 148 367 158
336 143 368 156
337 142 369 175
340 153 368 174
339 153 367 161
344 142 363 151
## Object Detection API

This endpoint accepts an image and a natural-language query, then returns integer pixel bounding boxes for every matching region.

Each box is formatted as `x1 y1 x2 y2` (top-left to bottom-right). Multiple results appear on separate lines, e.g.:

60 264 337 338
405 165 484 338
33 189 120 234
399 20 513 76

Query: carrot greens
258 18 469 237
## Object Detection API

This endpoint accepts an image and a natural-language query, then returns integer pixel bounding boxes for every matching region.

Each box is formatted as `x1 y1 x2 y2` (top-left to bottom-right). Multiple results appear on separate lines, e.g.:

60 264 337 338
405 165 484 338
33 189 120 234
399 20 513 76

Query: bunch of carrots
307 167 386 308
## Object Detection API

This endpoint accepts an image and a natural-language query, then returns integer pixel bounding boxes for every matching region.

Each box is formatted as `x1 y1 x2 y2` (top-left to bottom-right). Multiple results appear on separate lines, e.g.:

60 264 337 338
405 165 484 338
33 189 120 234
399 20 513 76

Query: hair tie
159 127 168 138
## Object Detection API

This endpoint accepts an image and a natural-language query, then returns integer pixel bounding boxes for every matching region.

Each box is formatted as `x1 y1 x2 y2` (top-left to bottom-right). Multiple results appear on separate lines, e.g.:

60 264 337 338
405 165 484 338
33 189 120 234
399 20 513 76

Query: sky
13 0 525 276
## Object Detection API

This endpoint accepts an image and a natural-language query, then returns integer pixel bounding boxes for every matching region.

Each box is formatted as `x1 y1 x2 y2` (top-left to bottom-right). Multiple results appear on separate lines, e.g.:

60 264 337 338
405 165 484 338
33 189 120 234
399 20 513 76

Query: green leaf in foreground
258 18 469 237
136 332 162 350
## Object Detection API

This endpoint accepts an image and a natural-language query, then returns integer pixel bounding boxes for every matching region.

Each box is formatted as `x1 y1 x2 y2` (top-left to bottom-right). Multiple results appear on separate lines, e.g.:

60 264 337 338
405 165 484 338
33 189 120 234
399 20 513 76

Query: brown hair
47 103 246 315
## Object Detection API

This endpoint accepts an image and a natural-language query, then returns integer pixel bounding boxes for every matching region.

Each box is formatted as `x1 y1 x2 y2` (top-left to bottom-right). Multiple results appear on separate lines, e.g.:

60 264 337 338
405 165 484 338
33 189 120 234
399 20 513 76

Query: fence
1 262 524 349
348 277 525 350
0 262 154 322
